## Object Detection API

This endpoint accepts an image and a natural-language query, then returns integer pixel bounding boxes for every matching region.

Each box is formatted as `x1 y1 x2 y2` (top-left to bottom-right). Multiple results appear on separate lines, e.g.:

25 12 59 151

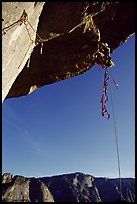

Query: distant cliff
2 172 135 202
2 2 135 101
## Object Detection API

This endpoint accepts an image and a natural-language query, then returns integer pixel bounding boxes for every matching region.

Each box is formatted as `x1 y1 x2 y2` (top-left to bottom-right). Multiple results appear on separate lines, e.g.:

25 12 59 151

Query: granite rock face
2 173 13 184
93 177 135 202
2 2 45 102
2 173 54 202
2 172 135 202
40 172 101 202
2 2 135 101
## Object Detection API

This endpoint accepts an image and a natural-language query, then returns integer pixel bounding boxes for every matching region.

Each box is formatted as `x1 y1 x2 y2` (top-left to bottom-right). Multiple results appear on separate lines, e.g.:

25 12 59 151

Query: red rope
101 71 110 119
2 10 27 35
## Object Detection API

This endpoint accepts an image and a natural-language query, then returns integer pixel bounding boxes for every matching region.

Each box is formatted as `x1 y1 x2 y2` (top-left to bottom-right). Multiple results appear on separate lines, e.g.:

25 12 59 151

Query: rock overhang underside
2 2 135 101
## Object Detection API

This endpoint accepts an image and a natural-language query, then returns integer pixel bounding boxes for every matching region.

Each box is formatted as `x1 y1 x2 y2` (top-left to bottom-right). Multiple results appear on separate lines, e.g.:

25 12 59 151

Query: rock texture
93 177 135 202
2 173 54 202
2 172 135 202
2 173 13 184
40 172 101 202
2 2 45 102
2 2 135 101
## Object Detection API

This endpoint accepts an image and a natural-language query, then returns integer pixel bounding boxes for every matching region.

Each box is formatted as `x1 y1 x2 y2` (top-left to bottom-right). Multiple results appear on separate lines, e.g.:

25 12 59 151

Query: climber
100 42 110 56
95 42 115 69
95 51 106 68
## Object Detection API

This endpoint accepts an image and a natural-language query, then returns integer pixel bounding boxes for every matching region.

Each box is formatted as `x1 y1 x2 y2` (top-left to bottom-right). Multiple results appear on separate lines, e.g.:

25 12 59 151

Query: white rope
109 82 123 201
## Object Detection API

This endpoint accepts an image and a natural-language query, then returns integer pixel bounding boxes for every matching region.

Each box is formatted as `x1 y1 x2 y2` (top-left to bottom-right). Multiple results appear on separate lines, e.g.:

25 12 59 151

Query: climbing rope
100 70 110 119
100 66 123 200
109 76 123 201
2 10 43 53
109 81 123 200
100 69 119 119
2 10 27 35
3 9 99 52
2 10 45 68
24 20 34 43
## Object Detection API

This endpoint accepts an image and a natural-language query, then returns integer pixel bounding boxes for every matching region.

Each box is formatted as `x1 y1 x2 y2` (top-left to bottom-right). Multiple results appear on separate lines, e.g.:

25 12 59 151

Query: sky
2 34 135 179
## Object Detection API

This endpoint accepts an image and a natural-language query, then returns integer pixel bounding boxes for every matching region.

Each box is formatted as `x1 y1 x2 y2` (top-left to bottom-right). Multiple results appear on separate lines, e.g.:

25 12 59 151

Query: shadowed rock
2 2 135 101
2 172 135 202
2 174 54 202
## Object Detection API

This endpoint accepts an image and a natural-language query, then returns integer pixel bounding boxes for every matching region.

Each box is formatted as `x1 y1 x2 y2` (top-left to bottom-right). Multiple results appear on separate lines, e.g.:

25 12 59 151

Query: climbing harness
95 41 115 70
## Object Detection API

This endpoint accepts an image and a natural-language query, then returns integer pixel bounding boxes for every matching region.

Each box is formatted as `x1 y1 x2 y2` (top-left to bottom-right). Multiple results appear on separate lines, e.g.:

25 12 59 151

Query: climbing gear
22 11 45 55
95 42 116 119
19 10 28 25
2 9 64 56
2 10 45 68
27 55 31 68
24 19 35 43
109 60 115 67
95 51 106 68
96 42 123 201
100 69 119 119
2 10 28 35
99 66 123 200
95 42 115 69
40 42 43 54
100 70 110 119
100 68 123 200
21 10 28 24
113 79 118 88
2 10 43 54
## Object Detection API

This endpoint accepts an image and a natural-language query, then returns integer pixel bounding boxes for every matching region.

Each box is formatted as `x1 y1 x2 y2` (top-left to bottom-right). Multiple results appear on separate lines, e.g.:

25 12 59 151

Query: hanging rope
100 64 124 200
109 81 124 201
100 70 110 119
100 69 119 119
95 41 124 201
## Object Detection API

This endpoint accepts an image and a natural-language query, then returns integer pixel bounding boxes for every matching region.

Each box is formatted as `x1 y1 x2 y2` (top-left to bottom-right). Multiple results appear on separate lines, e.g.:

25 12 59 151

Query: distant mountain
2 172 135 202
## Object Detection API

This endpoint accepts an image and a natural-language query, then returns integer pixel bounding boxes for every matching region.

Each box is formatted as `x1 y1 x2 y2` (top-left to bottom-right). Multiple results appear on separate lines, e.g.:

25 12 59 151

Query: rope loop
101 70 110 119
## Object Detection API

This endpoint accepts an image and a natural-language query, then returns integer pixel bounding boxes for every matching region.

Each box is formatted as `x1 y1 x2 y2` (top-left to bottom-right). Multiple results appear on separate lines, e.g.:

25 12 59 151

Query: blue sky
2 34 135 178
